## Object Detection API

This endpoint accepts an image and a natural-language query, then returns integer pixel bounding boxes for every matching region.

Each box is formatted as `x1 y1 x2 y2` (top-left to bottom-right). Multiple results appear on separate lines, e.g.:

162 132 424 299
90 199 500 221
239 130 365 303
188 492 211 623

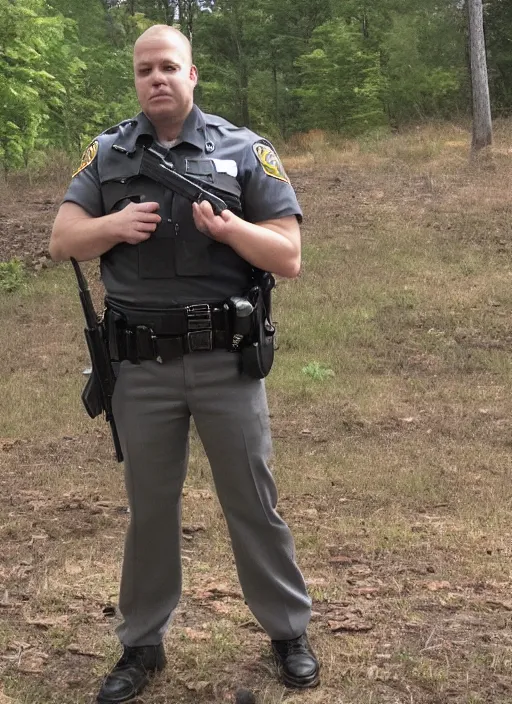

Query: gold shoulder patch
253 142 290 184
72 140 99 178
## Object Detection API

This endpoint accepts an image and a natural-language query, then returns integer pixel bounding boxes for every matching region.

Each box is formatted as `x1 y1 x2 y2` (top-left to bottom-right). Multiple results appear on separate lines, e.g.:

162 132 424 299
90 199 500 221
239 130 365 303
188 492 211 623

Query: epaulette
204 114 265 149
202 112 236 129
102 119 139 137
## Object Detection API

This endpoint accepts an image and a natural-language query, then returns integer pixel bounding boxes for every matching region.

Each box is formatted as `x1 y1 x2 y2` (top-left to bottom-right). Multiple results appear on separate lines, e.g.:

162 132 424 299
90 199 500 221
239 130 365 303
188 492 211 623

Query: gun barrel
71 258 98 330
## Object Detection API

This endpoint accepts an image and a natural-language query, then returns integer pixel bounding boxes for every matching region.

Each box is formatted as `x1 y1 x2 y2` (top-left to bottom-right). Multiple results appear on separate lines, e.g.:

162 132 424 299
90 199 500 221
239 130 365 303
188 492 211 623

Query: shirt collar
135 105 206 148
111 112 156 154
176 105 207 150
112 106 207 155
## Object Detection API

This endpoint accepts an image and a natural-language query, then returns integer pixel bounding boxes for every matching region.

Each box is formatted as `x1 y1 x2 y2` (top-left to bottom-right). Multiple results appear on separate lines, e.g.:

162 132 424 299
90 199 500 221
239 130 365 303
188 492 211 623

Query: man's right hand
50 200 162 262
113 201 161 245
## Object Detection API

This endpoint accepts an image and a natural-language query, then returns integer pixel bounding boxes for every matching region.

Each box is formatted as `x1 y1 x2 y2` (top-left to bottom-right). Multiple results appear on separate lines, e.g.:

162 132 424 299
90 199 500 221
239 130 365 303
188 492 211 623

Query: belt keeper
152 331 163 364
124 328 139 364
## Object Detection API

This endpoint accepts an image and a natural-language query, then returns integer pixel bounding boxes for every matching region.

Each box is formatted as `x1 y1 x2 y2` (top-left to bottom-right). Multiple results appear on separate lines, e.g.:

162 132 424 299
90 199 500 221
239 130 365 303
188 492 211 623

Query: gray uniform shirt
63 106 302 308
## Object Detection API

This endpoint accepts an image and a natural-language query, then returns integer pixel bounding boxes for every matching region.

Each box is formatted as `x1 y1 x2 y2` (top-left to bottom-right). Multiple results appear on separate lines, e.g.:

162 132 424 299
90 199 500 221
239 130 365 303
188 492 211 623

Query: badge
253 142 290 183
72 140 99 177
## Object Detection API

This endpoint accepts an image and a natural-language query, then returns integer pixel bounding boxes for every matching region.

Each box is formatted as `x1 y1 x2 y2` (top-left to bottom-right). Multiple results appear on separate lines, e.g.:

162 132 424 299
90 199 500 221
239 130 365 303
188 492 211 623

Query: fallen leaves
197 583 242 600
182 523 206 535
485 599 512 611
25 615 69 630
328 616 374 633
16 651 48 674
2 644 49 675
424 581 451 592
182 523 206 541
67 643 103 658
348 586 380 597
0 439 22 453
328 554 356 566
182 627 211 641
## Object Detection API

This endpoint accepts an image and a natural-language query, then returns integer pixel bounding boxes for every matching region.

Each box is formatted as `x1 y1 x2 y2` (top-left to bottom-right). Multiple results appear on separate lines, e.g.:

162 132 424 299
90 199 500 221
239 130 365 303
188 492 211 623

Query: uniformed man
49 24 319 704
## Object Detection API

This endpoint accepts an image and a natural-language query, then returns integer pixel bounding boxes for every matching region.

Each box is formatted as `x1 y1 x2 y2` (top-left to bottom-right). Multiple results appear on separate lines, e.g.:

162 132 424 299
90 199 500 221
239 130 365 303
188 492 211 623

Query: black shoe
271 633 320 688
96 644 166 703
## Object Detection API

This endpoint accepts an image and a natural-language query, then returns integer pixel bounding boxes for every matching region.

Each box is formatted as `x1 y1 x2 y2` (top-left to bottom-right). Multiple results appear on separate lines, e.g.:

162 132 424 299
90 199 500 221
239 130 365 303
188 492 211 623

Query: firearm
140 146 229 215
70 257 123 462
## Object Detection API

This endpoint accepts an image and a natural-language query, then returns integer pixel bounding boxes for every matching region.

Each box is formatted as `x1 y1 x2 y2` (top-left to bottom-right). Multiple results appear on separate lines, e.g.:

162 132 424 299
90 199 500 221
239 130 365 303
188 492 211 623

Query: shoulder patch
253 142 290 184
72 140 99 178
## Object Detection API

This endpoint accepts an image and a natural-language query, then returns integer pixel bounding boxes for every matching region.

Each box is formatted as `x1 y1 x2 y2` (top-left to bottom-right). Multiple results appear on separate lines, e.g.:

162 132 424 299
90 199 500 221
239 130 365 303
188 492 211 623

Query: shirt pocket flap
185 159 215 180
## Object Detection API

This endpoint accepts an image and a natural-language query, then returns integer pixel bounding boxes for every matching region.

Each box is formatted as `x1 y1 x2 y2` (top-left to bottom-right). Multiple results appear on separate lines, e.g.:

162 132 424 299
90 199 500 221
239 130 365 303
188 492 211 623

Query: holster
82 372 103 419
241 274 276 379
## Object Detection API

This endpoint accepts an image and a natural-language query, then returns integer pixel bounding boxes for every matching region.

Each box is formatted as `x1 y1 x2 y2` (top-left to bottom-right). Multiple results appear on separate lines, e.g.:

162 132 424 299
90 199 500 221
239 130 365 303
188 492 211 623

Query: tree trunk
177 0 194 40
186 0 194 43
234 35 250 127
468 0 492 151
238 52 250 127
272 61 279 131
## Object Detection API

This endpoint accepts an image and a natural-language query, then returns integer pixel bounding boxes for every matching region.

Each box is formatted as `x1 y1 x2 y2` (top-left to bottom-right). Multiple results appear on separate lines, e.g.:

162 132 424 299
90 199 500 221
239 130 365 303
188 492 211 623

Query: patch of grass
301 361 335 381
0 264 98 439
0 258 26 293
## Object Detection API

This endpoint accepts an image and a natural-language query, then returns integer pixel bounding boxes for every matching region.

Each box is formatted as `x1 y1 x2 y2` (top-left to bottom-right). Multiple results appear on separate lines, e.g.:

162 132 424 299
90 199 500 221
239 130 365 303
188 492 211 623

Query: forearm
192 201 301 277
225 220 300 278
49 208 118 262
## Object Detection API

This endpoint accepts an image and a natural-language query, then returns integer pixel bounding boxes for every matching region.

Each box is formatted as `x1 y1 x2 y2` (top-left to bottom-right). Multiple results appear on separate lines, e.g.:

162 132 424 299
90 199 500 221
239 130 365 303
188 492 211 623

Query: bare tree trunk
177 0 194 40
272 61 279 130
186 0 194 43
468 0 492 151
236 37 250 127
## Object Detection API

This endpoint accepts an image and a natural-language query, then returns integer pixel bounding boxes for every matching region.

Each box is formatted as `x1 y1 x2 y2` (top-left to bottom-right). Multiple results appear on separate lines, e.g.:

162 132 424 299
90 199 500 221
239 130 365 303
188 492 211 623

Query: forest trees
0 0 508 171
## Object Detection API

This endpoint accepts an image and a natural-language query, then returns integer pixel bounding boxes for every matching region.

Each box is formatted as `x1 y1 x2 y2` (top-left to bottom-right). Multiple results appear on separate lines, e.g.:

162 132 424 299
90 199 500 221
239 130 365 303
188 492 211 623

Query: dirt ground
0 187 58 269
2 128 512 703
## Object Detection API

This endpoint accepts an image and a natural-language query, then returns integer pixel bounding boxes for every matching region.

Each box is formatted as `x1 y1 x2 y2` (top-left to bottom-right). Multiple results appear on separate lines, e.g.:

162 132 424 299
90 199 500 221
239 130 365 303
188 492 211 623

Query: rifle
70 257 123 462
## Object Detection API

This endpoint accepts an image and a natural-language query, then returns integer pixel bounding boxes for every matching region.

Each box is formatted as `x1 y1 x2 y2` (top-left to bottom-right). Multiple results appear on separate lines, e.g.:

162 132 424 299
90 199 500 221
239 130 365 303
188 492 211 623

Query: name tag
212 159 238 178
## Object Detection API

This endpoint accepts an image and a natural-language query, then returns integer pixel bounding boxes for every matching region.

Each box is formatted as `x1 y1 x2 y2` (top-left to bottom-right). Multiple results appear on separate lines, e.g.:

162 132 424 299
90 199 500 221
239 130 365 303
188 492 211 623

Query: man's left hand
192 201 236 243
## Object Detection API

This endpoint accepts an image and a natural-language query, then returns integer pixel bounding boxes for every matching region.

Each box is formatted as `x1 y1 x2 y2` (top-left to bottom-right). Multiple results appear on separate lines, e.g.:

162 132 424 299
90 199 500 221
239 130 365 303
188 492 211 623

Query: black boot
96 644 166 703
271 633 320 688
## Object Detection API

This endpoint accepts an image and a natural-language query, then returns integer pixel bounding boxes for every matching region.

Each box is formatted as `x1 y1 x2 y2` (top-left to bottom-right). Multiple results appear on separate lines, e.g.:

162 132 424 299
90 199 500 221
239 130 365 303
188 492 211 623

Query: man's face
133 32 198 124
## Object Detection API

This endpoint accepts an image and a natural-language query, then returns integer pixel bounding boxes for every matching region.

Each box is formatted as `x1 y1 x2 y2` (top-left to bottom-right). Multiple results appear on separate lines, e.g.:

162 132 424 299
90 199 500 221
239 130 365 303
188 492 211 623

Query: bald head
134 25 192 64
133 23 198 138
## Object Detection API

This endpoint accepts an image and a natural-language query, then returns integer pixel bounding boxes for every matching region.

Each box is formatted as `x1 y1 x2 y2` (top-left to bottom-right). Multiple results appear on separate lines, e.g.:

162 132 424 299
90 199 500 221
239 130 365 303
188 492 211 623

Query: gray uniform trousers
111 349 312 646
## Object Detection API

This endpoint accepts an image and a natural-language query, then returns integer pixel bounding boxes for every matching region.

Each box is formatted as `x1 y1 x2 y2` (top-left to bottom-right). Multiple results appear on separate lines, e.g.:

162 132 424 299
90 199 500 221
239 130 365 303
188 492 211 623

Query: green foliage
0 259 26 293
302 361 335 381
294 19 386 133
485 0 512 115
0 0 68 170
0 0 510 169
381 11 466 125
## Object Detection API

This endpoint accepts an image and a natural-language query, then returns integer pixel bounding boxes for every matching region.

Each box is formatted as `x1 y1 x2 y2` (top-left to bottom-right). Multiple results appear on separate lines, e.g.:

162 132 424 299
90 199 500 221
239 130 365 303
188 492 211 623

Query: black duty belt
105 301 230 363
